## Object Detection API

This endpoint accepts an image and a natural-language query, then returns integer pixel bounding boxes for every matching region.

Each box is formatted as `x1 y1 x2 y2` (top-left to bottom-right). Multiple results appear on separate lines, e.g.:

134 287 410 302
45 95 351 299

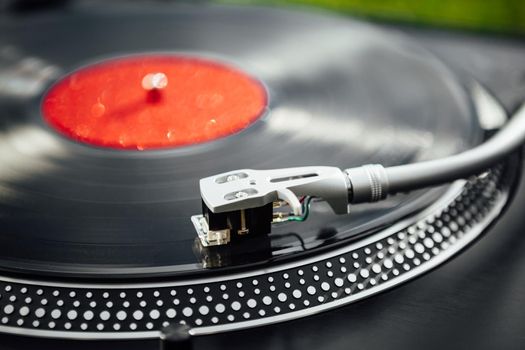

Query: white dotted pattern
0 167 509 338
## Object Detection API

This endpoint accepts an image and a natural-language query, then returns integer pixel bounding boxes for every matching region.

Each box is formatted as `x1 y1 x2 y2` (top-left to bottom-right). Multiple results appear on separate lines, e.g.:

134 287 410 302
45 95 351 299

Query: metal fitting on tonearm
192 165 389 247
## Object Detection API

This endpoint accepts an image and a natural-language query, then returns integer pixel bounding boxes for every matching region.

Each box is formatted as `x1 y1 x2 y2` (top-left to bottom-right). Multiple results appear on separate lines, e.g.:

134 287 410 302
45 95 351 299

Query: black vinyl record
0 2 481 278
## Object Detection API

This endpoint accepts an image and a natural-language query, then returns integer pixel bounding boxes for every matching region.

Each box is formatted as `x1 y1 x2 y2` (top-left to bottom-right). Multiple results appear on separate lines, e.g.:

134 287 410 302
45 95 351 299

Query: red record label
42 55 267 150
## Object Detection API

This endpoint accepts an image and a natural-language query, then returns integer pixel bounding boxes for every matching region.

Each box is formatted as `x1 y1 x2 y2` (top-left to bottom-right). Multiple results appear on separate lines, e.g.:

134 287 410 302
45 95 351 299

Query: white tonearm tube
194 99 525 247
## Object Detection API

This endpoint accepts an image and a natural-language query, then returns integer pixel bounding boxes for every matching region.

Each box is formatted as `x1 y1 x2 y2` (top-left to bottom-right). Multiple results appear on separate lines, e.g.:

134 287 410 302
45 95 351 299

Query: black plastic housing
202 201 273 242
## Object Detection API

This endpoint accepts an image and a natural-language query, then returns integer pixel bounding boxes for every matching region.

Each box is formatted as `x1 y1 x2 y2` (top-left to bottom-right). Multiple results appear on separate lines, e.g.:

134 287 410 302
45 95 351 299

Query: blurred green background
219 0 525 35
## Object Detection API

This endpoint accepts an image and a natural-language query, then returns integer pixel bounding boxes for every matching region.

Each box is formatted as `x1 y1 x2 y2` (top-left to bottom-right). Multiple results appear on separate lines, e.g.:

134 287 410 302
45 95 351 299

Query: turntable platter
0 3 479 277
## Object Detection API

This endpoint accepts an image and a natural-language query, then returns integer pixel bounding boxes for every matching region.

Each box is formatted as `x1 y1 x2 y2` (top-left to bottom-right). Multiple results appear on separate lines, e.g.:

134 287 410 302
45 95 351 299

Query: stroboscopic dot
231 302 241 311
215 304 225 313
150 310 160 320
278 293 287 302
199 306 210 315
183 307 193 317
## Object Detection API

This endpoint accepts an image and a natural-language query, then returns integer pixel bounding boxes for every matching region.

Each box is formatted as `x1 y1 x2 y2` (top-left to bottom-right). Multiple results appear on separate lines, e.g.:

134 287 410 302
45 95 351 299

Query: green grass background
219 0 525 35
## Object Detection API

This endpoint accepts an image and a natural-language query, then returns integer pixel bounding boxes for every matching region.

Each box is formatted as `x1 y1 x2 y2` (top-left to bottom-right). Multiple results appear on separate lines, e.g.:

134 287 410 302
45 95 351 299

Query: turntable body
0 2 524 349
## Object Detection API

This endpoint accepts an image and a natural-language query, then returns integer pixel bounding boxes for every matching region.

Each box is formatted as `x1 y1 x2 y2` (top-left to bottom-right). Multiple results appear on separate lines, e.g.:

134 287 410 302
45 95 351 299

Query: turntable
0 1 525 349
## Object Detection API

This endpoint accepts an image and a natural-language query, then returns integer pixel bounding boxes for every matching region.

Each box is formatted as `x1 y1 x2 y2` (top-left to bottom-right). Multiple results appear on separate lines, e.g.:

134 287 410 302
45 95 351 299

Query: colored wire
287 196 314 222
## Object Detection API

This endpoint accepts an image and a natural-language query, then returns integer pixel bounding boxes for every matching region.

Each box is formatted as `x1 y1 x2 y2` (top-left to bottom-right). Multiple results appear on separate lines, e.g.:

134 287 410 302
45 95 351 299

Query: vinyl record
0 2 480 278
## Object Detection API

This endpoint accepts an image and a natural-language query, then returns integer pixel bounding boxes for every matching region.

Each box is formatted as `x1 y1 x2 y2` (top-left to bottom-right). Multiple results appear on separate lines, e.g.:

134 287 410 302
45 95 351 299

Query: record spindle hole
142 72 167 104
